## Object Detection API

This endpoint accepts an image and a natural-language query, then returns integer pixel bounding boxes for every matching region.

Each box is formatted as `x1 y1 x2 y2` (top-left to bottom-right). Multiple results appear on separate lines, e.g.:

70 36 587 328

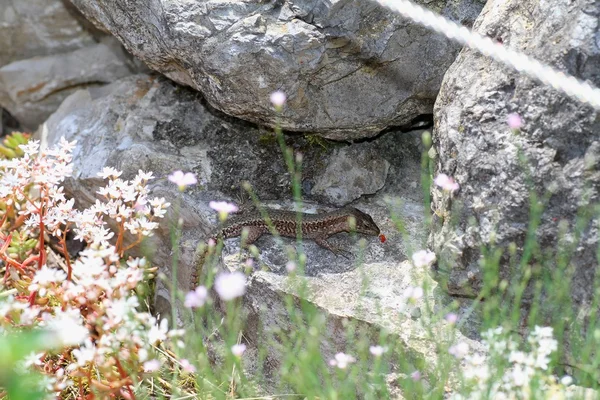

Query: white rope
375 0 600 110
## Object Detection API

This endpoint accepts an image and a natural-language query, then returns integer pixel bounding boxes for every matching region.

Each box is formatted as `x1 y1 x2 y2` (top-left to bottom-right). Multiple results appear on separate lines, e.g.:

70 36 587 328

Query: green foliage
0 131 30 159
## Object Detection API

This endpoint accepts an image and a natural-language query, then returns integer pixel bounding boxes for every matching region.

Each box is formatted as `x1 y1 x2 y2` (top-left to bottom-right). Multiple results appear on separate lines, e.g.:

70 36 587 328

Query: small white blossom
270 91 286 107
231 343 247 357
402 286 424 302
185 286 208 308
434 174 460 192
97 166 122 179
168 170 197 189
411 250 436 267
448 342 469 359
143 359 161 372
369 345 387 357
329 352 356 369
214 271 246 301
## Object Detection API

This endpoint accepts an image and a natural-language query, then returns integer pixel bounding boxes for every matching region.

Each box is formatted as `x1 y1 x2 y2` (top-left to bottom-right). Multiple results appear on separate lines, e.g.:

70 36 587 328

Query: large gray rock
312 143 390 206
430 0 600 303
39 74 425 312
0 0 96 68
0 40 134 131
69 0 484 139
41 74 486 395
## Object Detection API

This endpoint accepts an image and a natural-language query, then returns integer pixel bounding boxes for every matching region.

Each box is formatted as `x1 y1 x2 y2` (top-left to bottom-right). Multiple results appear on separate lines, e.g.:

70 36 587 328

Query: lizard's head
345 207 380 236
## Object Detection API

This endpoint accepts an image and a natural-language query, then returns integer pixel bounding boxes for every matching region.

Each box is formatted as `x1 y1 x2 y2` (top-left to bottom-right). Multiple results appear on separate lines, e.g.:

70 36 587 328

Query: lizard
190 206 381 290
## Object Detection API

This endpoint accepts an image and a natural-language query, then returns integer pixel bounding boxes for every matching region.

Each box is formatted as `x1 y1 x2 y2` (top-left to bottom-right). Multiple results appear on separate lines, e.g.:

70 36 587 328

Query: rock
430 0 600 304
69 0 484 139
39 73 426 316
0 40 135 131
0 0 96 68
240 262 485 394
312 144 390 206
41 73 487 395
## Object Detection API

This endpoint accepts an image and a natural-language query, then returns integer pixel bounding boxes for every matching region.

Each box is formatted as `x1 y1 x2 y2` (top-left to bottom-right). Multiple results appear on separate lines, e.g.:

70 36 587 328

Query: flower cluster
451 326 573 399
0 138 182 398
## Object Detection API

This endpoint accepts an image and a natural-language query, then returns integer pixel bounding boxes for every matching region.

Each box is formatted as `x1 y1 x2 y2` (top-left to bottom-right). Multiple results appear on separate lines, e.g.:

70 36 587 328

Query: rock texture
431 0 600 302
69 0 484 139
38 74 474 391
0 39 134 131
40 73 425 309
312 144 390 206
0 0 96 68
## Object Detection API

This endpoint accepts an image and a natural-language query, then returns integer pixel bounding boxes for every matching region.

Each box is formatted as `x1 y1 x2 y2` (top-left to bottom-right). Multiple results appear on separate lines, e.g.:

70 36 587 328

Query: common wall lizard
190 206 381 289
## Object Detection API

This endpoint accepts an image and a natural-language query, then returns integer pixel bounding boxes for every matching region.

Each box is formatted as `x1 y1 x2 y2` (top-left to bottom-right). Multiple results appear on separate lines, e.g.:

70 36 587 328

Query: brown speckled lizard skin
190 206 380 289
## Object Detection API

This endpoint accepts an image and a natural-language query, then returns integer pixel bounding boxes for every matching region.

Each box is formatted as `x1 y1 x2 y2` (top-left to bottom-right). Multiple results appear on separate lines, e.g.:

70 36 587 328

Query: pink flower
270 91 286 107
179 359 196 373
209 201 238 215
445 313 458 324
285 261 296 273
168 170 197 190
143 359 161 372
412 250 436 268
184 286 208 308
434 174 459 192
411 370 421 381
507 113 523 129
231 343 246 357
214 271 246 301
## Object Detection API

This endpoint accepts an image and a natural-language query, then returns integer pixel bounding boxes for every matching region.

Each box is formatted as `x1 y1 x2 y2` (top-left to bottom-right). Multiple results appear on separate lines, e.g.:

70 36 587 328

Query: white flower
168 170 197 189
143 359 161 372
369 345 387 357
29 266 67 295
214 271 246 301
448 342 469 359
148 318 170 344
231 343 246 357
329 352 356 369
411 250 436 268
22 352 45 368
402 286 424 302
72 340 96 367
185 286 208 308
270 91 286 107
434 174 460 192
560 375 573 386
45 309 88 347
97 166 122 180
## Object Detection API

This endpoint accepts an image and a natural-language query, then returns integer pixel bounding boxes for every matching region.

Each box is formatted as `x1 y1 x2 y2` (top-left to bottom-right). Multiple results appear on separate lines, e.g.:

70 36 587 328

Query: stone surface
69 0 484 139
312 144 390 206
40 73 487 394
430 0 600 303
39 73 426 313
0 39 134 131
241 263 485 395
0 0 96 68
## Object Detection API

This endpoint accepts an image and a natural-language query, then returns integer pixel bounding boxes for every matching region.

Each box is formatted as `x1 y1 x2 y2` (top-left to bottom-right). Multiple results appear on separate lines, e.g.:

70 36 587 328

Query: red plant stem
114 357 136 400
115 220 125 257
86 368 96 400
37 195 46 270
61 225 73 281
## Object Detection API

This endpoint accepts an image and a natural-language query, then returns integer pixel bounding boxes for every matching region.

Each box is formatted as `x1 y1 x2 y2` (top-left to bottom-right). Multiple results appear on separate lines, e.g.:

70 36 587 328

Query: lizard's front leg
314 236 353 259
